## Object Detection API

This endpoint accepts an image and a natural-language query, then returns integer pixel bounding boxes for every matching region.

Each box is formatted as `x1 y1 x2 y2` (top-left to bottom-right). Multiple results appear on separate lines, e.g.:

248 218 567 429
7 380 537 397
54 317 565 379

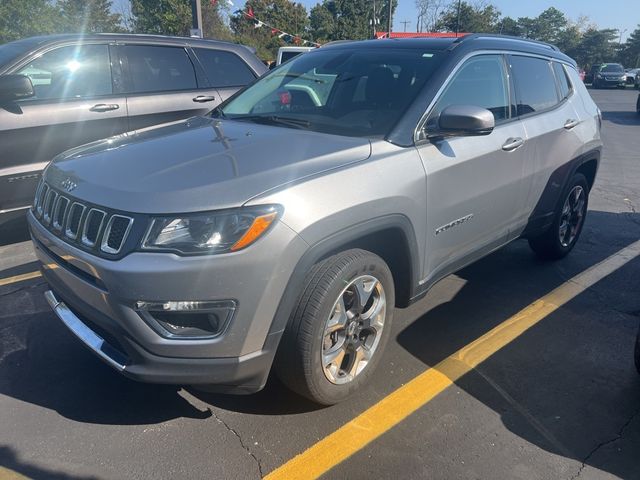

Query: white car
276 46 315 66
624 68 640 87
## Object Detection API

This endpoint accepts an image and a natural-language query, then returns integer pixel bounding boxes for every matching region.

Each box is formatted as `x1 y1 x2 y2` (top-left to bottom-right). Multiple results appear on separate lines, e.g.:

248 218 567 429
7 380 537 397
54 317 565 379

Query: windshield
601 64 623 73
219 48 444 137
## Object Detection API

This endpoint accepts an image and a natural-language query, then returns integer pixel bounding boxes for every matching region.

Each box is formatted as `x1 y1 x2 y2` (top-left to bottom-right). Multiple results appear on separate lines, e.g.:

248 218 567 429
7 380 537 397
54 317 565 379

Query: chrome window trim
100 214 134 254
65 202 86 240
52 195 69 231
81 208 106 247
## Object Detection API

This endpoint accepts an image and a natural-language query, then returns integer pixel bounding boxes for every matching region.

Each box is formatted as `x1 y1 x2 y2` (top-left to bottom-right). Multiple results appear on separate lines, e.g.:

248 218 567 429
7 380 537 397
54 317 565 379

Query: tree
0 0 62 43
131 0 193 36
521 7 568 44
230 0 309 61
572 28 618 68
58 0 123 33
309 0 397 42
435 1 501 33
496 16 519 36
415 0 445 33
619 25 640 67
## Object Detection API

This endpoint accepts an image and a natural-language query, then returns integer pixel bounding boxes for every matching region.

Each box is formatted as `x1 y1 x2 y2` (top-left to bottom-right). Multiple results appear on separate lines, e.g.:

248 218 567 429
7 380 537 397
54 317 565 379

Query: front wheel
529 173 589 260
275 249 395 405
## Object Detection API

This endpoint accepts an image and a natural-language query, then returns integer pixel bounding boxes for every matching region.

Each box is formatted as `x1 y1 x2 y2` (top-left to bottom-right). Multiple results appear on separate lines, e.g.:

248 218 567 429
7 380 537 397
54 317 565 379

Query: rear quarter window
552 62 572 100
510 55 559 115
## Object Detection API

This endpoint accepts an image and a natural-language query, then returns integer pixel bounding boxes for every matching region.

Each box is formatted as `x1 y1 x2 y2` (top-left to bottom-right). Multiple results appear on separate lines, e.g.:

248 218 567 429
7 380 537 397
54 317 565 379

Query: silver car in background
29 34 602 404
0 34 266 226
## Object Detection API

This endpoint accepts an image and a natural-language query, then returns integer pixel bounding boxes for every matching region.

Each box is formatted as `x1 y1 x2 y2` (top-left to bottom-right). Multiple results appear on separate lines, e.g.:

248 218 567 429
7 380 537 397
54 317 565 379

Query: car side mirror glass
0 74 35 103
426 105 495 139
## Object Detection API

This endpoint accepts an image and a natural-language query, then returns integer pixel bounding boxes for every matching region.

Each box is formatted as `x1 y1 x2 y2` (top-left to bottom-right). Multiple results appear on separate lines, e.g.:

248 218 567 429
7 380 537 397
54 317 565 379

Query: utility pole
455 0 461 37
191 0 203 38
619 28 627 44
372 0 376 38
387 0 392 38
401 20 411 32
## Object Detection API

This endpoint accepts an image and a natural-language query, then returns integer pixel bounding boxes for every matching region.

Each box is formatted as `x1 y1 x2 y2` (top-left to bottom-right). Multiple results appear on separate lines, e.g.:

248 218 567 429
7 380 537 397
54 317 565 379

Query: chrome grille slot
65 202 85 240
36 183 49 218
82 209 106 247
43 189 58 225
33 179 44 212
52 196 69 231
101 215 133 254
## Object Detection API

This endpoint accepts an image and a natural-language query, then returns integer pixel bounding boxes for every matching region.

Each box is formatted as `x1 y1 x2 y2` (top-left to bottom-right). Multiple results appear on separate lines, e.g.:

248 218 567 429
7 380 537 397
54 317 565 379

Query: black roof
322 33 576 66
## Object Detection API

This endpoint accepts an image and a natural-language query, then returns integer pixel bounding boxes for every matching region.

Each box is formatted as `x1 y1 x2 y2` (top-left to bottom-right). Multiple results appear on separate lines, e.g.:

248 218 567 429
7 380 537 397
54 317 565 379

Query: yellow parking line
0 271 41 287
0 466 30 480
265 239 640 480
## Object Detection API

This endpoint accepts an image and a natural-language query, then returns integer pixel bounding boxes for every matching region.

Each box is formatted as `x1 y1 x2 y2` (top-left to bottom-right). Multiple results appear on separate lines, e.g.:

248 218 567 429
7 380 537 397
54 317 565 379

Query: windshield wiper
229 115 311 130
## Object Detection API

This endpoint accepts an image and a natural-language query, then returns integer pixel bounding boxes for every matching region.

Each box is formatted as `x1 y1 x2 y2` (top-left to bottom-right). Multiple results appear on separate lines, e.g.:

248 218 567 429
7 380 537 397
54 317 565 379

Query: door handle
564 118 580 129
502 137 524 152
193 95 215 103
90 103 119 112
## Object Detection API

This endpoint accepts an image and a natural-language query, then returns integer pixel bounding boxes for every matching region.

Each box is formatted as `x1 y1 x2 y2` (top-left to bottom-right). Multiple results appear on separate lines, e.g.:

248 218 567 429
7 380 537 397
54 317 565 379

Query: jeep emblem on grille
61 178 77 192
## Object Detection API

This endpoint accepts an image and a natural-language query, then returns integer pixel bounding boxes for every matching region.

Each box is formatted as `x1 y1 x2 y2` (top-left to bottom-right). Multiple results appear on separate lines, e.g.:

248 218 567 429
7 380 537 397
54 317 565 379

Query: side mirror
0 74 35 103
427 104 495 139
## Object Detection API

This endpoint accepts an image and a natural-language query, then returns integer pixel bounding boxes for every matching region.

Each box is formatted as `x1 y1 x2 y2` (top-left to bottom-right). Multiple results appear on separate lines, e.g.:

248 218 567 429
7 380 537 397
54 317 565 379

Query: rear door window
122 45 198 94
509 55 559 115
193 48 255 88
431 54 510 124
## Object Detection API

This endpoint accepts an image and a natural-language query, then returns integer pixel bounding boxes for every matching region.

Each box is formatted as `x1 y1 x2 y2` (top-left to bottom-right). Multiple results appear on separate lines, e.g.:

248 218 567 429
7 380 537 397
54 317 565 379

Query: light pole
191 0 203 38
388 0 392 38
455 0 461 37
619 28 627 44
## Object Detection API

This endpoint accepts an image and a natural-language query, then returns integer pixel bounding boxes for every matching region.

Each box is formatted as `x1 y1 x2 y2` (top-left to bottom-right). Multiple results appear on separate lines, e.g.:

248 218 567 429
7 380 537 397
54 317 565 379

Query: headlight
141 205 281 255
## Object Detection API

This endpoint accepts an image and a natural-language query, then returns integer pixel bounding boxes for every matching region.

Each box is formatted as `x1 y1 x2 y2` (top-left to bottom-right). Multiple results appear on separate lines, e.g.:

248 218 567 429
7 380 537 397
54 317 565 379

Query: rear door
508 55 585 218
192 47 258 102
416 53 531 283
119 43 218 131
0 42 127 214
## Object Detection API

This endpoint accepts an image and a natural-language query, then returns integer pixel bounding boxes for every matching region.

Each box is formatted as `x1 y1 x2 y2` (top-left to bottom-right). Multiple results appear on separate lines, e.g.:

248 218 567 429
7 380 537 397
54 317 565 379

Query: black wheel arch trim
521 148 601 239
264 214 421 349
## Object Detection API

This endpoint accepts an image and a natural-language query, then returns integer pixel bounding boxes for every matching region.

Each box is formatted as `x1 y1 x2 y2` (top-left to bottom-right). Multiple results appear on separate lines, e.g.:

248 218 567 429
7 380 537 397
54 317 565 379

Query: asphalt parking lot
1 87 639 480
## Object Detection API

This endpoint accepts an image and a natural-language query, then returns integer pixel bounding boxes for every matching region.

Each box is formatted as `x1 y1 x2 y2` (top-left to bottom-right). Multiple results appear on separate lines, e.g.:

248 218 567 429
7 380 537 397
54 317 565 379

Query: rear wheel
529 173 589 260
275 249 394 405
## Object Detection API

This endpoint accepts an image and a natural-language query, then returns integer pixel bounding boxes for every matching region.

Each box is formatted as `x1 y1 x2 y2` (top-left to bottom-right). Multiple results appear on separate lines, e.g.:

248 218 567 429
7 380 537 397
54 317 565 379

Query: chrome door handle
193 95 215 103
564 119 580 129
90 103 119 112
502 137 524 151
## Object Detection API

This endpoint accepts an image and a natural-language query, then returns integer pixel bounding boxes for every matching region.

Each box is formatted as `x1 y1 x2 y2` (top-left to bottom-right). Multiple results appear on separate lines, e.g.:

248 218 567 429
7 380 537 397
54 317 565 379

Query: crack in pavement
209 409 265 479
569 407 640 480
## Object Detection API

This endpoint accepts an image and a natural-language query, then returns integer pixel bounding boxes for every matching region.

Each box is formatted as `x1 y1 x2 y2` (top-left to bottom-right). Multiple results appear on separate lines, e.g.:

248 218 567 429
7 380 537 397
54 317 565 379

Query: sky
231 0 638 42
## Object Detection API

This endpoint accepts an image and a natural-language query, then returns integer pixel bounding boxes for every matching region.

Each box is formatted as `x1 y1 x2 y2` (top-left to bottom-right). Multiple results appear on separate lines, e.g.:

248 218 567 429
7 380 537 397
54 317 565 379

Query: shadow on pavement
0 446 97 480
0 213 30 247
396 210 640 479
601 111 640 126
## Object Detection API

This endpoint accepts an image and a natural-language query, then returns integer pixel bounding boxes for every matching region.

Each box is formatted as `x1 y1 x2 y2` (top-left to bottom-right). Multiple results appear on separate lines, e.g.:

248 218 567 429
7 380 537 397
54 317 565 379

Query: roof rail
451 33 559 51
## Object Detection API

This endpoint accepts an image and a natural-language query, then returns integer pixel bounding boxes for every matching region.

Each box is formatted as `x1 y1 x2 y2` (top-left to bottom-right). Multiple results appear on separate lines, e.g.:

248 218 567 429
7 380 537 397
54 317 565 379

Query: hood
45 116 371 214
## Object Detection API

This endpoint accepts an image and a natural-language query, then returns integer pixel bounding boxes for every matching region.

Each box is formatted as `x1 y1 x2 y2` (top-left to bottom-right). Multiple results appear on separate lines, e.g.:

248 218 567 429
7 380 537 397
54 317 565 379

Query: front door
0 43 127 214
415 54 531 285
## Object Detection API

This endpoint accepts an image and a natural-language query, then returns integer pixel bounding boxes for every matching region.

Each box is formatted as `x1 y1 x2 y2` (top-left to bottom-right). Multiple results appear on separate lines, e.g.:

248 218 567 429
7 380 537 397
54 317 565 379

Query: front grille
33 181 134 257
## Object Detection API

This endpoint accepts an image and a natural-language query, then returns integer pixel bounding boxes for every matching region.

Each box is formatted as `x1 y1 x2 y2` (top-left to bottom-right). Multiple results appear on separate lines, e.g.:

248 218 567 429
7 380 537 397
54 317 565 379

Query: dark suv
591 63 626 88
0 34 266 225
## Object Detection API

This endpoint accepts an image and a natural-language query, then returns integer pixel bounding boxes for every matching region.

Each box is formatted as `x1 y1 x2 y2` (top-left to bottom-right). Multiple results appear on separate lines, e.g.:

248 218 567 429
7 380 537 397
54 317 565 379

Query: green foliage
435 1 501 33
0 0 62 43
58 0 123 33
131 0 193 36
571 28 619 68
619 25 640 67
309 0 397 42
230 0 309 61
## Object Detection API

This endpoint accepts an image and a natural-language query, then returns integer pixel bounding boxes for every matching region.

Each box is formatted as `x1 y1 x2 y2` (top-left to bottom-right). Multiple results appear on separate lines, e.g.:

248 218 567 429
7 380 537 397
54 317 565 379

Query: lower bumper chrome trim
44 290 128 371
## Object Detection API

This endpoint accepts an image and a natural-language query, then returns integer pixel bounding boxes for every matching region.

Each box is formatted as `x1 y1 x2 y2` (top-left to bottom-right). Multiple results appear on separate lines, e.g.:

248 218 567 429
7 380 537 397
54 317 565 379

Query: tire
529 173 589 260
275 249 395 405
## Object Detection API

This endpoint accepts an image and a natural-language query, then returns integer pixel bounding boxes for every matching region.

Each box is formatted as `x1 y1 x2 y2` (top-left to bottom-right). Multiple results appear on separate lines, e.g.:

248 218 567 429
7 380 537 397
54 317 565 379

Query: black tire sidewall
551 173 589 255
299 251 395 404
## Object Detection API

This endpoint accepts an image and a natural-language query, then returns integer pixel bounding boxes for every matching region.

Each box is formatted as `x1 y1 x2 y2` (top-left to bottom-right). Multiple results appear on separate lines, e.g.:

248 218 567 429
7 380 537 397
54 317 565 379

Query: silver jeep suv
29 35 602 404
